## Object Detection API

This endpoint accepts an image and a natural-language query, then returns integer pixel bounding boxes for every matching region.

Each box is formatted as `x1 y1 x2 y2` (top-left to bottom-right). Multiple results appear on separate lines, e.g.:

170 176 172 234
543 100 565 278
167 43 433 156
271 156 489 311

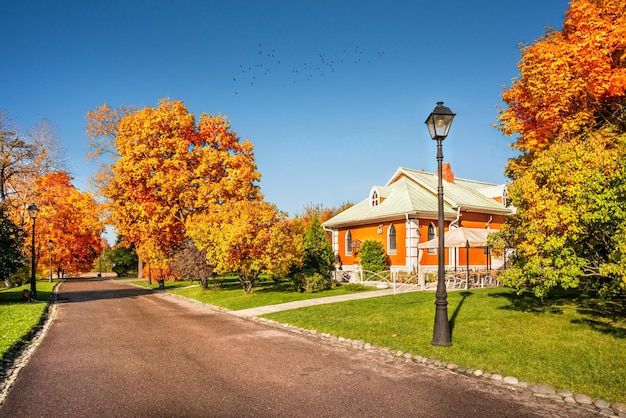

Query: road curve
0 278 594 417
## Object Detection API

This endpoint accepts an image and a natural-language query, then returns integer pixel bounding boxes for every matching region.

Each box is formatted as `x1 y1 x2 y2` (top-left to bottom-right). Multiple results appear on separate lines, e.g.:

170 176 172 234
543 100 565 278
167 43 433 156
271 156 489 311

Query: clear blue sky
2 0 569 217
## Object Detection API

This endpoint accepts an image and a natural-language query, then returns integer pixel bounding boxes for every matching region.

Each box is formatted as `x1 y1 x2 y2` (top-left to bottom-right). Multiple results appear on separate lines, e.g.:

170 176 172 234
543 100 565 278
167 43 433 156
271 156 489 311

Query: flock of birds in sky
232 44 385 95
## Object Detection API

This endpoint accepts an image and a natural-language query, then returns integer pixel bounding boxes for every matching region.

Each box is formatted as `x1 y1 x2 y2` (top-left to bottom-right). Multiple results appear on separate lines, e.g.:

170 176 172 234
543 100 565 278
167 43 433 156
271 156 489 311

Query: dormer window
371 190 379 206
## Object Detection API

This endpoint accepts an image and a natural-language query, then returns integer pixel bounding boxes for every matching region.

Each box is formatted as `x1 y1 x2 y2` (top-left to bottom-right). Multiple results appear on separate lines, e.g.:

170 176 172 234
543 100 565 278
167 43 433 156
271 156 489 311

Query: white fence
331 269 501 293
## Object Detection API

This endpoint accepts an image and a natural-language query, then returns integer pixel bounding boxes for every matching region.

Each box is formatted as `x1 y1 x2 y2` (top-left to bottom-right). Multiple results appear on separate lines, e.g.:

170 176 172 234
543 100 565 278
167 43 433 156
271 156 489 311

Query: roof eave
460 206 513 216
322 210 459 229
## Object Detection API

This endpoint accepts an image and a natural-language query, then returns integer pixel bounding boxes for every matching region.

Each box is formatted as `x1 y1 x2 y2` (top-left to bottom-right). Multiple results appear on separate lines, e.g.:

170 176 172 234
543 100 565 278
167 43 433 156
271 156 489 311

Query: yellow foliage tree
103 99 261 279
186 200 304 293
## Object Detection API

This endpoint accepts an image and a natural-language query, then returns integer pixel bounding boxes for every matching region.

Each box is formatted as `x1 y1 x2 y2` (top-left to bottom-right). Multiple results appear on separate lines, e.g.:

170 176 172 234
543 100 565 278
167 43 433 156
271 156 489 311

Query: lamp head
425 102 455 140
27 203 39 220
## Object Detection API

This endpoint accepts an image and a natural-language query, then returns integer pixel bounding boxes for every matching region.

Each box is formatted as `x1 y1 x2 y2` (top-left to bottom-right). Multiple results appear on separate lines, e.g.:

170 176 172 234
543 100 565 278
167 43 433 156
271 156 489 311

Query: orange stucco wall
335 210 506 269
335 220 406 267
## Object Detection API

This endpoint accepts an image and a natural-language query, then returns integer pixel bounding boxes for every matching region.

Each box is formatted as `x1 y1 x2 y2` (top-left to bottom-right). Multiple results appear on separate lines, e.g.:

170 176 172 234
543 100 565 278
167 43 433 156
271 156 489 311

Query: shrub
359 240 387 272
424 272 437 283
304 273 328 293
342 283 368 292
290 273 306 292
6 267 29 288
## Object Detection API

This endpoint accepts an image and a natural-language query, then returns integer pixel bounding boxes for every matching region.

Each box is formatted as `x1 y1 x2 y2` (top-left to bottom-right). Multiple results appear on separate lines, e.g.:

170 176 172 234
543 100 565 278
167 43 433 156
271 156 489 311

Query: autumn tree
0 111 67 207
171 239 214 289
497 0 626 297
102 99 260 279
35 171 104 276
499 0 626 155
262 215 305 281
186 200 304 293
84 103 137 196
297 202 354 229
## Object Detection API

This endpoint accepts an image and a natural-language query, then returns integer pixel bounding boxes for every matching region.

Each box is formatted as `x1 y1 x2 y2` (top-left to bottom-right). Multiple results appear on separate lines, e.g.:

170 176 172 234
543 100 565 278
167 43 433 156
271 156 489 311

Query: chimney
437 162 454 183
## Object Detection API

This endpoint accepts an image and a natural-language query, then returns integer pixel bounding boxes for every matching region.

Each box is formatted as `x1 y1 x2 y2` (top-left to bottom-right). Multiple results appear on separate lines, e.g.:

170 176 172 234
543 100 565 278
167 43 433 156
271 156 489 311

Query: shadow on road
55 278 153 303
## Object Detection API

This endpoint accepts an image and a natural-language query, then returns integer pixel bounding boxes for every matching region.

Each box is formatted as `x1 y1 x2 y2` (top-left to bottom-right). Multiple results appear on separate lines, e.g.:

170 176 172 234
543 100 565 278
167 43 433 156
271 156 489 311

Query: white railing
343 270 423 294
332 268 501 293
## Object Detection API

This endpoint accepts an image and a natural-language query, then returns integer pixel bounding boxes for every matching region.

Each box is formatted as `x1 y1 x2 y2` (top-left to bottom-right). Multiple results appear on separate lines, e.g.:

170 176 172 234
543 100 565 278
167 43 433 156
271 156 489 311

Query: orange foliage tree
34 171 104 276
497 0 626 297
102 99 261 279
296 202 354 230
499 0 626 160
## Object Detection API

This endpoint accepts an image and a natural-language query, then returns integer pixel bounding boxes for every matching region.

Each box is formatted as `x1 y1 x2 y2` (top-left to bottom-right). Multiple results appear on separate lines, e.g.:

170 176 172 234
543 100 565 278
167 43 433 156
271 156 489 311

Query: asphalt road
0 278 595 417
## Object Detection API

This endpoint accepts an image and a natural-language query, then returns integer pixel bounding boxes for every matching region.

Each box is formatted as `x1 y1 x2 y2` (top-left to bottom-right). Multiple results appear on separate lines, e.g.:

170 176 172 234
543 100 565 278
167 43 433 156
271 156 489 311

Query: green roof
322 167 511 228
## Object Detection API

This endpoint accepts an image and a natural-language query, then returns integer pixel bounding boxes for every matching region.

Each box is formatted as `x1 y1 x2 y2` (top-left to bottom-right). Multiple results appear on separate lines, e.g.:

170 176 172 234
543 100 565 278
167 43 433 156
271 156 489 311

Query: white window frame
345 230 352 256
427 223 436 255
387 224 397 255
371 190 379 206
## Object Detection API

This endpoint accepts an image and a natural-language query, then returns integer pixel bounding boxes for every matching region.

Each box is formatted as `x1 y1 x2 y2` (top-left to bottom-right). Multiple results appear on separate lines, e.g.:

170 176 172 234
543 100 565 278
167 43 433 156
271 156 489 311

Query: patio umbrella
418 227 495 289
417 227 493 249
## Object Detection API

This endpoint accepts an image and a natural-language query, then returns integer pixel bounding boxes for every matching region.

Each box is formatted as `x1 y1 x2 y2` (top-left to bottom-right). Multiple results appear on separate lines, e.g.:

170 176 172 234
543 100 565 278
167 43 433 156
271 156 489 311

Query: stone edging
251 316 626 418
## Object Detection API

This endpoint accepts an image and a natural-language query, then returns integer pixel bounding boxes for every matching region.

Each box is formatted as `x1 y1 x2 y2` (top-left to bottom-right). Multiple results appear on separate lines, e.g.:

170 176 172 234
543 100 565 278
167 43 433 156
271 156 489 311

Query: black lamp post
27 203 40 300
425 102 455 346
48 239 53 282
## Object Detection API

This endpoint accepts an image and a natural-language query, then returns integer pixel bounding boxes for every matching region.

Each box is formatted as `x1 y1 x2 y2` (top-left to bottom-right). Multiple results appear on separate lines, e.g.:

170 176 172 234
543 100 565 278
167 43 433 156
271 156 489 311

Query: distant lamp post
425 102 455 346
48 239 53 282
27 203 40 300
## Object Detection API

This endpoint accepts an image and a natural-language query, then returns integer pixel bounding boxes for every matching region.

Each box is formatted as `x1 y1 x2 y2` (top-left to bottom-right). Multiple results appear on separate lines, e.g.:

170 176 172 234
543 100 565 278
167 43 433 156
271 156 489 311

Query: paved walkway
230 288 401 317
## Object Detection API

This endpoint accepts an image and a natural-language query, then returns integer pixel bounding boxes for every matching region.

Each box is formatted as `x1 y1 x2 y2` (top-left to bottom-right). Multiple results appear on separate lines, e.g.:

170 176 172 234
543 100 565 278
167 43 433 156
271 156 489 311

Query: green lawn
0 281 57 359
263 287 626 404
129 277 373 311
169 283 371 311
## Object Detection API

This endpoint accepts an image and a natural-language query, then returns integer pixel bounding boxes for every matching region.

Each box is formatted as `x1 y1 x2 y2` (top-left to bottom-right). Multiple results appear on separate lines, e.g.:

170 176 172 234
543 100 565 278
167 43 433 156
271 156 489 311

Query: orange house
321 165 512 277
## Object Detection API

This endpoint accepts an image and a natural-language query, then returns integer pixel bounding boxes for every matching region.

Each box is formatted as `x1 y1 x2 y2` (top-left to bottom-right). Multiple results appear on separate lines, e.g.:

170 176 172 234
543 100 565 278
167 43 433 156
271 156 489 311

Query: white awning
418 227 495 249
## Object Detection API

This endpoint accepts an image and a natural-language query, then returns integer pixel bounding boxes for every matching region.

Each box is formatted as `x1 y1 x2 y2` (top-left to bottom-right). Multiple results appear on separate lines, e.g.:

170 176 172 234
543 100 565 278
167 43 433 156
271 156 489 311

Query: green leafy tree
0 203 26 287
359 240 387 273
302 215 334 277
497 0 626 297
498 129 626 297
108 239 139 277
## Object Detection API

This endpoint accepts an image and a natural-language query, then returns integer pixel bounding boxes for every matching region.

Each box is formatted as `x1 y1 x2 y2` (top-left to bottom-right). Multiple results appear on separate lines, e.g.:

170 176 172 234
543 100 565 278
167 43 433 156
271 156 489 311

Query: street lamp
48 239 53 282
425 102 455 346
27 203 39 300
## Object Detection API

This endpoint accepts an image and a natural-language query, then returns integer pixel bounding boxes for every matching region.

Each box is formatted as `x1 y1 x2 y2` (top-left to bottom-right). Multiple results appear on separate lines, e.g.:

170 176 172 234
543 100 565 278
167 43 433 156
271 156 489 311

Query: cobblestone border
0 284 59 407
253 316 626 418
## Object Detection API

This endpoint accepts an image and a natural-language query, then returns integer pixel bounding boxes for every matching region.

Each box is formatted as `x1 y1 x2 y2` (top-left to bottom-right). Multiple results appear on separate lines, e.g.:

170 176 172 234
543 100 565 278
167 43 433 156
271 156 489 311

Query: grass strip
168 283 371 311
0 281 57 360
